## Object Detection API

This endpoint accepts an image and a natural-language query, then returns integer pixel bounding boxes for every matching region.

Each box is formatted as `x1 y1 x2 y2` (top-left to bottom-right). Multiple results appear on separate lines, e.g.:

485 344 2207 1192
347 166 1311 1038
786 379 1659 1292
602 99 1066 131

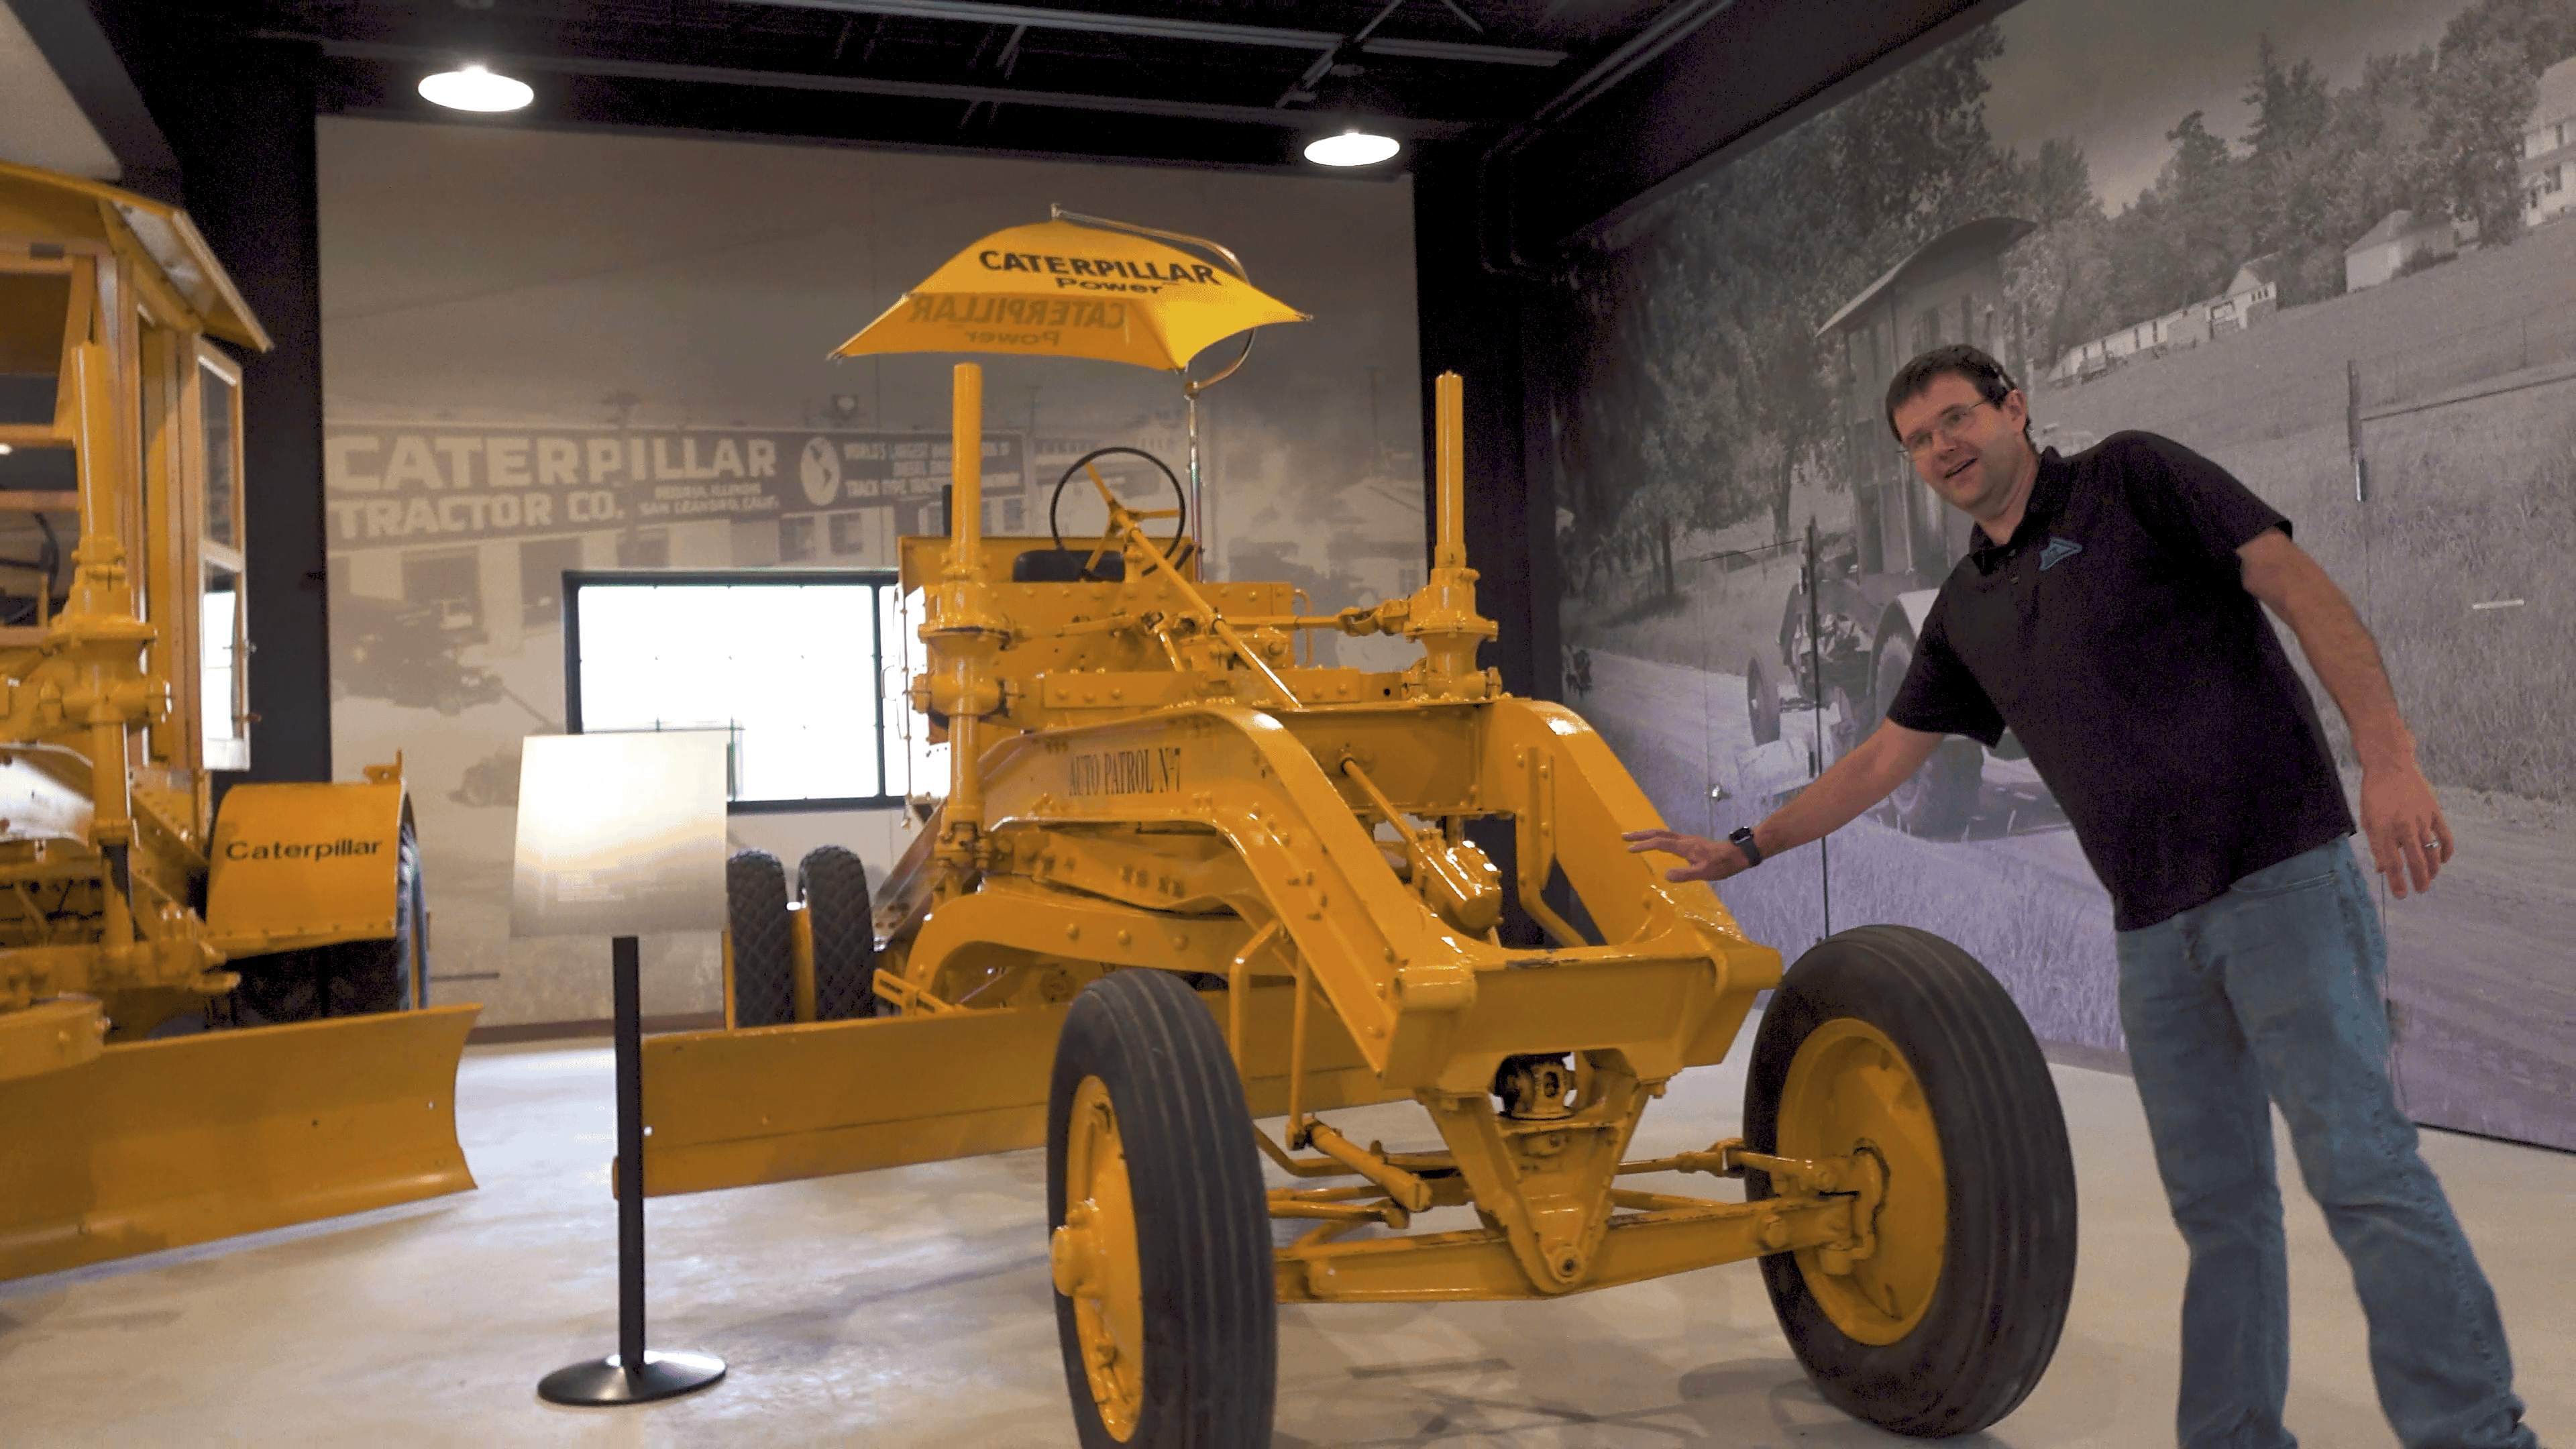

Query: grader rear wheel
726 850 795 1028
1047 969 1274 1448
1744 925 2076 1437
796 845 877 1020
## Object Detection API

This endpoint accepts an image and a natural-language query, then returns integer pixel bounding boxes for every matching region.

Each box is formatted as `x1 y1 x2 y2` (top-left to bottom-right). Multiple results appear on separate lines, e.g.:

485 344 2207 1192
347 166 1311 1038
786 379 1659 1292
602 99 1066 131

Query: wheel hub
1777 1018 1947 1344
1057 1075 1146 1440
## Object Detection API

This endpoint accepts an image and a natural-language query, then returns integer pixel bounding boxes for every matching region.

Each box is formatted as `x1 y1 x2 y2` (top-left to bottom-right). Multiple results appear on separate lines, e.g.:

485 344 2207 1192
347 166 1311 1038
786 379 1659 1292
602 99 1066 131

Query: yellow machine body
0 1004 477 1279
205 774 407 956
0 162 474 1281
638 362 1952 1312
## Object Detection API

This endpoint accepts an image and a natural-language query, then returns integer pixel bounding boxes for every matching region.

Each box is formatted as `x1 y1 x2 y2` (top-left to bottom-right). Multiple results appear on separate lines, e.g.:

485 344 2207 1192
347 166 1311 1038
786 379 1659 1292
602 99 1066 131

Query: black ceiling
194 1 1662 158
93 0 1997 259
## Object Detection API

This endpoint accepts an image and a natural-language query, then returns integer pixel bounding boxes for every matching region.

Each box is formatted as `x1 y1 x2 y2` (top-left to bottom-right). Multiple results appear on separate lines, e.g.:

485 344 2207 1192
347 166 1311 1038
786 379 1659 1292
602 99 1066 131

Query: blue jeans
2114 838 2536 1449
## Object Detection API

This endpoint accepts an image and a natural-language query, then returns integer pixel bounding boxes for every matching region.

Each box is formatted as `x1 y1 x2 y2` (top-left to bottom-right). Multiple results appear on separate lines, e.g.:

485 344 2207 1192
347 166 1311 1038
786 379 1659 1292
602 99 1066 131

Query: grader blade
0 1004 478 1281
639 981 1395 1196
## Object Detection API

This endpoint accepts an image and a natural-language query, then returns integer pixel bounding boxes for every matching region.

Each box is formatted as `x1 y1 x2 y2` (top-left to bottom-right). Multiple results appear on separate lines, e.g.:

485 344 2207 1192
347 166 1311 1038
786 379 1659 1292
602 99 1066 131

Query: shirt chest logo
2039 536 2084 571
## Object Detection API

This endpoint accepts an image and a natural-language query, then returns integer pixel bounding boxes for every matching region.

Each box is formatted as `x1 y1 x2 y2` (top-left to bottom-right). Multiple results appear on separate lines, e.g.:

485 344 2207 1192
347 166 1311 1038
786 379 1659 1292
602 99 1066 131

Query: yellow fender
205 764 407 957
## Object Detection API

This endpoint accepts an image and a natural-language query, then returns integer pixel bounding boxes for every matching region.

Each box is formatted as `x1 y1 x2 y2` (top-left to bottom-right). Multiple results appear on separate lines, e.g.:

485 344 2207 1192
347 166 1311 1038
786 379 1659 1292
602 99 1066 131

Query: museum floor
3 1016 2567 1448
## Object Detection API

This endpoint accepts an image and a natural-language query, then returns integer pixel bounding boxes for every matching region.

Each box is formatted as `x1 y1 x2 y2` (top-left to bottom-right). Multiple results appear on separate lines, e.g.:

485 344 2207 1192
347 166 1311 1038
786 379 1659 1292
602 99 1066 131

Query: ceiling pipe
719 0 1563 65
308 38 1474 136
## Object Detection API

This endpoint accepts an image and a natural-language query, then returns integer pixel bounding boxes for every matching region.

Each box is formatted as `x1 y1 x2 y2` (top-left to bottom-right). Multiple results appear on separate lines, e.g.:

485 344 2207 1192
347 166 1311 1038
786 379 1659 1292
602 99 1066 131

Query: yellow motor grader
651 335 2077 1438
0 162 475 1281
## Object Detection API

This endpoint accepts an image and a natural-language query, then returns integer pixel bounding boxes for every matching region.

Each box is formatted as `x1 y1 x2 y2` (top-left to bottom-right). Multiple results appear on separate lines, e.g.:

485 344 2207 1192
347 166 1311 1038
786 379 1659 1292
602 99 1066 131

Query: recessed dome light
419 64 534 113
1303 131 1399 167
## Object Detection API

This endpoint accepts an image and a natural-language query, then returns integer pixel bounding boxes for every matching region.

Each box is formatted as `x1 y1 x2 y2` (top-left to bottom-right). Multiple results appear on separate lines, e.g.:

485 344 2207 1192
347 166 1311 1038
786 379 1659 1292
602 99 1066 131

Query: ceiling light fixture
419 64 535 113
1303 131 1400 167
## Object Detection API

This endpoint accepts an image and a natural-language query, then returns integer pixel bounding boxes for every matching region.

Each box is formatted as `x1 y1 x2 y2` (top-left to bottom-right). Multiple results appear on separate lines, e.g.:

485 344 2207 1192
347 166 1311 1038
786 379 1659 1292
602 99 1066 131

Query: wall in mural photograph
1552 0 2576 1148
319 117 1424 1027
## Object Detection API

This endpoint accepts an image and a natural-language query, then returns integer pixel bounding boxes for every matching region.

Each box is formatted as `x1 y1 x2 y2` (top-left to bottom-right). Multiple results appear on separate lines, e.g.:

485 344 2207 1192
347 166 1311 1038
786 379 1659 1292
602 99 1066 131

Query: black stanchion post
537 935 726 1406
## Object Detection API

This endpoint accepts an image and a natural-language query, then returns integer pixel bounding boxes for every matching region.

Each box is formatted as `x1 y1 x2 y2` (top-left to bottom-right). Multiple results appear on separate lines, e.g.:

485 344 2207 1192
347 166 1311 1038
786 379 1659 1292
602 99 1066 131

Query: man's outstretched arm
1623 719 1946 882
2237 526 2451 897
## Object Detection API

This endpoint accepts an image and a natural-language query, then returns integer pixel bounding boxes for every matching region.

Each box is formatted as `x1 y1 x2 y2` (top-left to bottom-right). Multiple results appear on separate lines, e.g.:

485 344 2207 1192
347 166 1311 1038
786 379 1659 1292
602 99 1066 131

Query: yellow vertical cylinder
949 362 984 572
938 361 989 852
1434 370 1465 570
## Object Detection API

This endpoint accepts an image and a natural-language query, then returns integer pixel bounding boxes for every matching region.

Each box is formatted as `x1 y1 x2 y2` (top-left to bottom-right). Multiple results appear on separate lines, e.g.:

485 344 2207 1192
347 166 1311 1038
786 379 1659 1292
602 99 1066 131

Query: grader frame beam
639 362 1815 1305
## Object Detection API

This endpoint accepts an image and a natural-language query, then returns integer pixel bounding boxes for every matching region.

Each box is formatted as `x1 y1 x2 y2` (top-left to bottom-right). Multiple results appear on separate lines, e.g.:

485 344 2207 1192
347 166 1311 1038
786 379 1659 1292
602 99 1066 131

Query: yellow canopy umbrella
835 210 1307 557
832 212 1309 372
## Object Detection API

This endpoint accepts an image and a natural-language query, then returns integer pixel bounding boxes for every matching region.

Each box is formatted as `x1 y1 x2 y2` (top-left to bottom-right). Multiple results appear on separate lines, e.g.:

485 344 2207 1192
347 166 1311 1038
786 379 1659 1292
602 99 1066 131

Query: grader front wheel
1047 969 1275 1448
1744 925 2076 1437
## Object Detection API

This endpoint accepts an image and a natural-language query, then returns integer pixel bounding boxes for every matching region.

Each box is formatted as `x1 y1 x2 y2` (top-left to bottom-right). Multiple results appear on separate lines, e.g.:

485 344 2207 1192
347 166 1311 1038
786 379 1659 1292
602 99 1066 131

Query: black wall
1410 142 1557 702
101 23 337 787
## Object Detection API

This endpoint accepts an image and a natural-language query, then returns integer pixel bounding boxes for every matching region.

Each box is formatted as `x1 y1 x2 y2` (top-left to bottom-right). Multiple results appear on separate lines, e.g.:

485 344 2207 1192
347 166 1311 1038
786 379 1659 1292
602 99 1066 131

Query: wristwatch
1727 826 1765 868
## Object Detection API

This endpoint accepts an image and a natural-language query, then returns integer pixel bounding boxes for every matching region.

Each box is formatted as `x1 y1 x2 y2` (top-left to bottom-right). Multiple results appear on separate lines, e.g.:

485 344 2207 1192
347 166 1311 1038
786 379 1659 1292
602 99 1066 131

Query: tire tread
726 850 794 1028
1049 969 1275 1447
796 846 877 1020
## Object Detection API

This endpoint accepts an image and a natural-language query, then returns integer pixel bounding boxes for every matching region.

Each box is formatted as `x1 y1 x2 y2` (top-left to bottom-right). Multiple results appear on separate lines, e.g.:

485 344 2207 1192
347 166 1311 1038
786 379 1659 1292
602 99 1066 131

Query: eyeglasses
1897 399 1998 460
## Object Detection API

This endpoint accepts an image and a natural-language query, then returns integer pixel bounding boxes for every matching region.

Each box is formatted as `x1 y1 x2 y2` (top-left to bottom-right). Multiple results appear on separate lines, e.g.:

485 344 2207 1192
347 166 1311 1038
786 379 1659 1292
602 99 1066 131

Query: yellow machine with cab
0 161 475 1281
665 213 2077 1443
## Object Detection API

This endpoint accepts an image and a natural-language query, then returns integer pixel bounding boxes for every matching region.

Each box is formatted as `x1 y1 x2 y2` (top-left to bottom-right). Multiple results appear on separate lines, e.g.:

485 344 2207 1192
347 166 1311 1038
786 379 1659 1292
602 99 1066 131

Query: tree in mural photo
2001 0 2576 371
1560 23 2023 576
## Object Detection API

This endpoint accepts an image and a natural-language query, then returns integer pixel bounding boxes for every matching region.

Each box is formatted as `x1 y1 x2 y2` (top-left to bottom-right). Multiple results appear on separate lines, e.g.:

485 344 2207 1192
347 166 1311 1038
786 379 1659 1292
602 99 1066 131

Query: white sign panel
511 731 728 938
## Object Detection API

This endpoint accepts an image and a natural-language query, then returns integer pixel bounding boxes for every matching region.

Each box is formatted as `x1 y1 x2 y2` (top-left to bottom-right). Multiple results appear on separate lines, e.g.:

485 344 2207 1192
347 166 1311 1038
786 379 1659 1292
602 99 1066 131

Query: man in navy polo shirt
1624 345 2536 1449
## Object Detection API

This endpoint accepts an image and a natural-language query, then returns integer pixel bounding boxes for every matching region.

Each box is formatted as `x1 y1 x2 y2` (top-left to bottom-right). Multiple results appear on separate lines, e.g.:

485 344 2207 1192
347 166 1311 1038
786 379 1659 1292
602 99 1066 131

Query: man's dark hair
1884 343 2031 445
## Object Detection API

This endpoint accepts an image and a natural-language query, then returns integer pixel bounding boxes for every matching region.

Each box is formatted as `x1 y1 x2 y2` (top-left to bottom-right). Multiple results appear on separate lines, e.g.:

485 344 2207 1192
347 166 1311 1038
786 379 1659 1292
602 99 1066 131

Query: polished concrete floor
3 1018 2567 1447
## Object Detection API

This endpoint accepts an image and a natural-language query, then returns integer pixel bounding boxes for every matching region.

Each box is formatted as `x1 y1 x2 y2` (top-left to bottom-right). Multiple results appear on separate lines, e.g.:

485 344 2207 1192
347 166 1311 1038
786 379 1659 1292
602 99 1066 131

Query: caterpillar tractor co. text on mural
653 209 2080 1444
0 162 476 1281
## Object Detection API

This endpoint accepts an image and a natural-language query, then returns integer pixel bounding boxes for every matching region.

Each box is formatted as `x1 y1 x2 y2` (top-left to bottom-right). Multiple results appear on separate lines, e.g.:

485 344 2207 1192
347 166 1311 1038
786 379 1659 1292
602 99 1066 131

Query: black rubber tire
231 811 423 1021
1873 625 1981 837
1049 969 1275 1448
797 846 877 1020
1743 926 2076 1438
231 946 330 1024
1747 654 1782 746
325 808 423 1014
727 849 796 1028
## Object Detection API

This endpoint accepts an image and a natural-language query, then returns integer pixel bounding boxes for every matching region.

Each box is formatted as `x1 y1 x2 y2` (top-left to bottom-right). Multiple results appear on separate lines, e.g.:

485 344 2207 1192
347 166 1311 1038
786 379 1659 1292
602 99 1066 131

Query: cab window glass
202 566 247 769
0 272 70 427
199 360 239 547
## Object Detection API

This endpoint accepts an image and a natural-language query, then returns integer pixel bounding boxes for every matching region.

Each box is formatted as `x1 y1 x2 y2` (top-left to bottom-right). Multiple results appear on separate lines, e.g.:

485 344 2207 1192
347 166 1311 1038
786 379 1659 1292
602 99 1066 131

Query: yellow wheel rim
1051 1075 1146 1440
1776 1018 1947 1344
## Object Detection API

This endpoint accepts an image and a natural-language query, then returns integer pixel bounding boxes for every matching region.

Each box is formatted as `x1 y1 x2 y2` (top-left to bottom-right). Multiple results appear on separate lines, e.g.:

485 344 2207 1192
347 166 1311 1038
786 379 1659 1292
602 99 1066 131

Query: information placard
511 731 728 938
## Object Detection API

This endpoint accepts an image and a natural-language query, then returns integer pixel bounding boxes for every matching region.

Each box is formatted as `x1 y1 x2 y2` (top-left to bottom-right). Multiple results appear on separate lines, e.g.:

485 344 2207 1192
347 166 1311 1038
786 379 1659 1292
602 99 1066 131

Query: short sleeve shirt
1886 432 2354 930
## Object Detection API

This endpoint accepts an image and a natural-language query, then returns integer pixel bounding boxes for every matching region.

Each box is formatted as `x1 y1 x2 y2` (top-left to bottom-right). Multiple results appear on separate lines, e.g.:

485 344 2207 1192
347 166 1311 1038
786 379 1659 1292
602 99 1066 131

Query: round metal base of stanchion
537 1350 727 1405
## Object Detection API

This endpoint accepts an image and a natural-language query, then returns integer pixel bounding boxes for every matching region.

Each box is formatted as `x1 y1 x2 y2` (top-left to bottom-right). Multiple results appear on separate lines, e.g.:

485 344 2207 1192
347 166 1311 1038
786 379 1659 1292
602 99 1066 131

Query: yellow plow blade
0 1004 479 1280
643 982 1393 1197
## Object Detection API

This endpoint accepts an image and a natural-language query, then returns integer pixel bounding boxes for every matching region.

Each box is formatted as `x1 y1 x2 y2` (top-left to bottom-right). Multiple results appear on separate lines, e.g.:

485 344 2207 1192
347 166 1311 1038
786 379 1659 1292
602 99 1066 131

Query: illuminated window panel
564 570 899 810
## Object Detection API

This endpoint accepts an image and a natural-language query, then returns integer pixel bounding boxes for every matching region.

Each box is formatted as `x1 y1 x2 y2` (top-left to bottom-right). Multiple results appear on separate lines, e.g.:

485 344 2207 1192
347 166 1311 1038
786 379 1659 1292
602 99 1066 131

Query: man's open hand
1621 828 1748 883
2359 758 2453 898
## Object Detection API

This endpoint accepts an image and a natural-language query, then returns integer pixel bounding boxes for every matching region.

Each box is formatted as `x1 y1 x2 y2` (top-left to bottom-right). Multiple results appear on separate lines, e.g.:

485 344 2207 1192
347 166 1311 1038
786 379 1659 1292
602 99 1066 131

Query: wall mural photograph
319 118 1425 1027
1553 0 2576 1149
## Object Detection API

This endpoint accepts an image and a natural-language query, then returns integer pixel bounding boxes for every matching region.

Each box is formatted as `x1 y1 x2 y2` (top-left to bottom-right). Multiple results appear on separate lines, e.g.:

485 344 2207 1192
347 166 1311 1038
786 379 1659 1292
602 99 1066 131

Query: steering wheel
1049 447 1187 574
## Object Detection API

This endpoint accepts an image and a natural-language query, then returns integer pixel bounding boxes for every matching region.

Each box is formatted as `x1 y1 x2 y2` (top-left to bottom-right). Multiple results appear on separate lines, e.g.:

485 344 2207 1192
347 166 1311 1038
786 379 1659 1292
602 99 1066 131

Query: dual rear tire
725 846 877 1027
